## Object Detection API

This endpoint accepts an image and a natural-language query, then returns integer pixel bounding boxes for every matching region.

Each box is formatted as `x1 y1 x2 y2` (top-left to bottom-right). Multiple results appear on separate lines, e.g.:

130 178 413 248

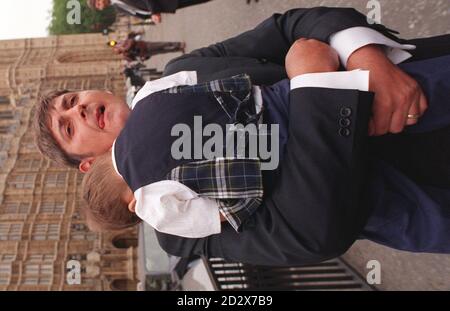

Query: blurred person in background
87 0 212 24
109 32 185 62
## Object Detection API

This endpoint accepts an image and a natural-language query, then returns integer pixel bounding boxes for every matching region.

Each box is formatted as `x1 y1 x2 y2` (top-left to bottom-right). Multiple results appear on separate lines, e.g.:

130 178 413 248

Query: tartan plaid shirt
167 158 263 232
161 75 264 232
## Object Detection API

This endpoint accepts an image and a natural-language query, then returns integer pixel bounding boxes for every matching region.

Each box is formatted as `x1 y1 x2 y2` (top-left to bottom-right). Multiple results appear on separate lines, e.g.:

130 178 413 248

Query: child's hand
285 38 340 78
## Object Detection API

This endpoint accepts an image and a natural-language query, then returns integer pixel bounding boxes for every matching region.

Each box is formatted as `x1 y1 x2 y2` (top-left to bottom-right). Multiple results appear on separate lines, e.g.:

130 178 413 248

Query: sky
0 0 53 40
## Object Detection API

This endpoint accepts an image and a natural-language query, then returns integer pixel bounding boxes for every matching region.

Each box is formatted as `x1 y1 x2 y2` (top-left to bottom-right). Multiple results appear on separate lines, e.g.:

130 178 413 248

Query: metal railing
202 257 374 291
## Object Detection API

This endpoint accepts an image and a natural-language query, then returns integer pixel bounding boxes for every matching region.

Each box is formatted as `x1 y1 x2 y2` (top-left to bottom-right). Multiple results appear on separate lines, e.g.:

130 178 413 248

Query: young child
82 150 229 236
81 150 141 232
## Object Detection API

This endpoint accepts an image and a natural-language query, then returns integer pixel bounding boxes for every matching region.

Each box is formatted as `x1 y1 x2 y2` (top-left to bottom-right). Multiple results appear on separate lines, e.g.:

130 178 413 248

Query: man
87 0 212 23
35 7 450 265
111 32 185 62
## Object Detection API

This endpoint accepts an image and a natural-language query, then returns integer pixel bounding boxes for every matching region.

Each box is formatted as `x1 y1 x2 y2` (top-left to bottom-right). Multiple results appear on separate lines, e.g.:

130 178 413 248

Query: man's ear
128 199 137 213
79 157 95 173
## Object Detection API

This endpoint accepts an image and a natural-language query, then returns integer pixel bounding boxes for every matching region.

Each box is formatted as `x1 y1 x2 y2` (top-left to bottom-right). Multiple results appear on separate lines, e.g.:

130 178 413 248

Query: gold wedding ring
407 114 421 120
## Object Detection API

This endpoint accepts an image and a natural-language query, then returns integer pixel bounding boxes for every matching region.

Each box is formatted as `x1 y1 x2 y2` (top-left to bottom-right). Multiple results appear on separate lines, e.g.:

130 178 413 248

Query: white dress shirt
117 27 416 238
134 181 221 238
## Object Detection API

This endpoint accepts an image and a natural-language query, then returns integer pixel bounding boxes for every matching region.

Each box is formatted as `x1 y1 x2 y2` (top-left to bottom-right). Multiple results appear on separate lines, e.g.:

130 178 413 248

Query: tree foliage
48 0 116 35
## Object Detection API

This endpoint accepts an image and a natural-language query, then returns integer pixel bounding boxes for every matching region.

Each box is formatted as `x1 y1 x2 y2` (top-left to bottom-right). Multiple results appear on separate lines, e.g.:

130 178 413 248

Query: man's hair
81 152 141 232
34 90 86 168
86 0 98 10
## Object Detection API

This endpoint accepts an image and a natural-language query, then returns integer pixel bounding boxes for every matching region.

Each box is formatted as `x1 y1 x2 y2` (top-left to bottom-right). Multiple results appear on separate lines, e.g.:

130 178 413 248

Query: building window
0 153 5 168
72 211 82 220
110 279 137 291
0 254 16 262
20 135 36 149
49 161 65 170
0 138 10 152
0 125 12 135
68 254 87 261
32 224 60 240
0 110 14 120
0 264 12 285
88 79 106 90
28 254 55 262
72 223 87 231
42 80 63 91
82 278 96 286
39 201 65 214
0 96 9 105
112 235 138 249
76 173 84 186
71 223 98 241
17 98 30 107
16 158 42 171
65 79 83 90
8 174 35 189
0 224 23 240
23 263 53 285
45 172 67 188
2 201 31 214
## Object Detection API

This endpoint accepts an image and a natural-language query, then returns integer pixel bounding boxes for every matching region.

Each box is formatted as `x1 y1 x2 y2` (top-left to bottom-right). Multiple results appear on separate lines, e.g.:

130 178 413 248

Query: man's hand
285 38 340 78
347 45 428 136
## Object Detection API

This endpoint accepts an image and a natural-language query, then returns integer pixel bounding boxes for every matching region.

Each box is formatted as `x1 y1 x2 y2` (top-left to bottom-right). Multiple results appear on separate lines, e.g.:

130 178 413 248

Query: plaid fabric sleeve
160 74 252 96
167 157 264 232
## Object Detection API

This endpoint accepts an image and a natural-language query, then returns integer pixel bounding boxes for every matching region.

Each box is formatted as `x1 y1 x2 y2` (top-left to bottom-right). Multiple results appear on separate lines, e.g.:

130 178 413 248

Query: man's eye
70 95 78 107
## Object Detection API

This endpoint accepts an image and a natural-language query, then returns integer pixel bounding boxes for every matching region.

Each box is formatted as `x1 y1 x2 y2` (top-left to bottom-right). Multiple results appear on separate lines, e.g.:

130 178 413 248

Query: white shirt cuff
290 70 370 92
134 180 221 238
330 26 416 67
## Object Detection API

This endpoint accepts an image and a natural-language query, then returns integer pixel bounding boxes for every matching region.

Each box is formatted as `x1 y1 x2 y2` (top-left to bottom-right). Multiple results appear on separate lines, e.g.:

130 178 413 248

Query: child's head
34 90 130 172
81 151 140 232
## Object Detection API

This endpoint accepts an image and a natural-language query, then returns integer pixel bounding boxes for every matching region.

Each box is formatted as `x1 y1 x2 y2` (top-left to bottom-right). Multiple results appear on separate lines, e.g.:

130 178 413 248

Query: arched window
112 234 138 249
110 278 137 291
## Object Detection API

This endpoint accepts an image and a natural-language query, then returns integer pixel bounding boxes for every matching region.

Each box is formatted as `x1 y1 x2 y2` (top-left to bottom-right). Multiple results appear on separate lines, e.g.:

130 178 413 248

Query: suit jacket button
339 128 351 137
340 107 352 117
259 58 268 64
339 118 351 127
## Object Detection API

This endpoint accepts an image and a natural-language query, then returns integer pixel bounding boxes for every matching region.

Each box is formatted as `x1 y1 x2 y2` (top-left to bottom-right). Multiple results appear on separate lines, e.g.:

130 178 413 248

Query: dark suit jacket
155 7 450 266
122 0 178 12
115 0 178 19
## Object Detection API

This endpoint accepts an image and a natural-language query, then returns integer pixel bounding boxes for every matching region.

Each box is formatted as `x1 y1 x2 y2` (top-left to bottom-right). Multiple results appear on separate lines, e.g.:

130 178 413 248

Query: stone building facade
0 32 139 291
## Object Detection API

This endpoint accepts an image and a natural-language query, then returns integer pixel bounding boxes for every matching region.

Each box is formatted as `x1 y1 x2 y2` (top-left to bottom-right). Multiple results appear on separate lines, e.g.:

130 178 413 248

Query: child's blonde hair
81 151 141 231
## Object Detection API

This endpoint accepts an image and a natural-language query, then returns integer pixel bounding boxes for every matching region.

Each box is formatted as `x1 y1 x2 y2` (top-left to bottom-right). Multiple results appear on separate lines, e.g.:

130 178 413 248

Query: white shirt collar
131 71 198 109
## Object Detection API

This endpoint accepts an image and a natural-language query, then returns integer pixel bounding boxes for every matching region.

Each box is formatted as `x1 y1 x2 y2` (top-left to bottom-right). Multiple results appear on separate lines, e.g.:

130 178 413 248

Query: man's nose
69 104 87 120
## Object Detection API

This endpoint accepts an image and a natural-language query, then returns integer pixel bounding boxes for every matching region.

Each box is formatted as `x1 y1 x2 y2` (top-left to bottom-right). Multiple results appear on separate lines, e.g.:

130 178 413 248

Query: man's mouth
96 106 106 129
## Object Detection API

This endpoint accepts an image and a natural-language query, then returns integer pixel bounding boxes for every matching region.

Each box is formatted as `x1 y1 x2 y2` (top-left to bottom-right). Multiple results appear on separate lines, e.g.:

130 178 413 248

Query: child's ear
79 157 95 173
128 198 137 213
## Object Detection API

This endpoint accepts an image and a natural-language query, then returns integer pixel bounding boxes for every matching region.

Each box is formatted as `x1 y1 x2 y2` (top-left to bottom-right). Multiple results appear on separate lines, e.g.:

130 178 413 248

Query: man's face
48 90 130 168
95 0 111 10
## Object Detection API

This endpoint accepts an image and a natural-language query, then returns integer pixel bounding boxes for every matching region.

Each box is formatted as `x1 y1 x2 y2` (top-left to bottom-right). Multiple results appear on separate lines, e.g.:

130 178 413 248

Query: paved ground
139 0 450 290
142 0 449 71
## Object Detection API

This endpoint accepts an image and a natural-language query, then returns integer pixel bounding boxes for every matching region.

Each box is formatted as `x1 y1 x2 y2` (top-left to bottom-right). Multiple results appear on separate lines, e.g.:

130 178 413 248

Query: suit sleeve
113 4 151 19
164 7 400 75
157 88 374 266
